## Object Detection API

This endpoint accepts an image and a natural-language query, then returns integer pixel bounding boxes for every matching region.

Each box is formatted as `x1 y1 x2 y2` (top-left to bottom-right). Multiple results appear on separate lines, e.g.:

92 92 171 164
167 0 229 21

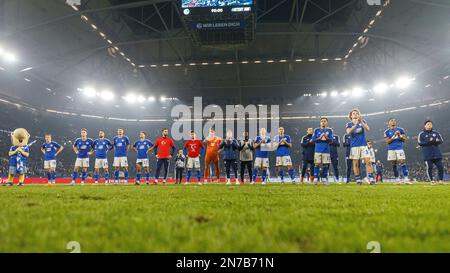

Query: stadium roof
0 0 449 113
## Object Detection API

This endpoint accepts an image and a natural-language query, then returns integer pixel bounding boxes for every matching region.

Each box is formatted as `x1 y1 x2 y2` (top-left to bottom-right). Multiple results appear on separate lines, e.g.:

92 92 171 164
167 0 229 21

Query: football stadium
0 0 449 258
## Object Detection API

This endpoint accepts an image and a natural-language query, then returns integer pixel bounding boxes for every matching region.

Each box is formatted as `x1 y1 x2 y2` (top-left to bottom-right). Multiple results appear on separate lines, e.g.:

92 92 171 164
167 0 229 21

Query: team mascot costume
6 128 35 186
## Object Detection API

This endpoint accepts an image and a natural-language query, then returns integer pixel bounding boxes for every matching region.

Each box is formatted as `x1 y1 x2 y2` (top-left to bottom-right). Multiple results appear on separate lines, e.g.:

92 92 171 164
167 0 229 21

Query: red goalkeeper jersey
154 137 175 159
184 140 204 158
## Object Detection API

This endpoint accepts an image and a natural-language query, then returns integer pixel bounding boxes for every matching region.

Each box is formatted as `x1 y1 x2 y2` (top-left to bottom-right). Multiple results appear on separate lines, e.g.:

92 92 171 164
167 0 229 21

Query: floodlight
373 83 388 94
100 90 115 101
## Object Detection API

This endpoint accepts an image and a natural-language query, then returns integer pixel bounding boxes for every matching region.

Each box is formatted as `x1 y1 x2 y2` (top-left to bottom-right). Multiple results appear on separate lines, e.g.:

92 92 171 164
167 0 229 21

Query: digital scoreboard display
181 0 254 16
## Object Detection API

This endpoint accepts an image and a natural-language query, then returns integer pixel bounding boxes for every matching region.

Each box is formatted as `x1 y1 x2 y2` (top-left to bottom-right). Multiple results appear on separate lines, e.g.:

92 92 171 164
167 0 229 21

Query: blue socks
52 172 56 182
262 169 267 182
47 172 52 182
145 172 150 182
314 166 320 179
124 171 129 181
252 169 258 181
401 164 409 177
114 170 119 181
105 172 109 182
187 170 192 182
72 172 78 182
288 169 295 180
81 171 87 182
136 173 141 183
197 170 201 182
94 173 99 182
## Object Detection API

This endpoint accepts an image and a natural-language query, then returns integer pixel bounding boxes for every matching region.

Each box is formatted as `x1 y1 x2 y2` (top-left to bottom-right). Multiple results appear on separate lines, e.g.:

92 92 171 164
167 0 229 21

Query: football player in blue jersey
274 127 295 184
92 130 113 184
252 128 271 185
346 109 374 185
71 128 94 185
112 128 130 185
384 118 411 184
133 131 154 185
312 117 334 185
41 134 64 185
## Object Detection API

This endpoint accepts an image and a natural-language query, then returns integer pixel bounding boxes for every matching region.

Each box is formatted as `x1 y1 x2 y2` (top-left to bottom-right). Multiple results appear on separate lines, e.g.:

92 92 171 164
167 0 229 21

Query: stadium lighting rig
351 87 365 97
65 3 136 68
100 90 115 101
138 57 344 69
395 77 415 90
0 45 18 64
345 0 391 60
374 82 389 94
309 75 416 98
123 93 138 104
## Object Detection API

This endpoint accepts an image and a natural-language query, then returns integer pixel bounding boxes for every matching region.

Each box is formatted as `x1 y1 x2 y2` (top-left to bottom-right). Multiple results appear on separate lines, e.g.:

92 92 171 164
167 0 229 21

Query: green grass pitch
0 182 449 253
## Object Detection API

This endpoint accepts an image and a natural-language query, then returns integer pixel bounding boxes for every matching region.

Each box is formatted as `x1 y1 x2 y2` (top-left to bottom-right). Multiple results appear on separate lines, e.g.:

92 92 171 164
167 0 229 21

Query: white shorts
75 158 89 168
254 157 269 168
44 160 56 169
350 146 370 160
314 153 331 164
95 158 109 169
186 157 200 169
276 156 292 167
136 158 149 167
113 157 128 167
388 150 406 161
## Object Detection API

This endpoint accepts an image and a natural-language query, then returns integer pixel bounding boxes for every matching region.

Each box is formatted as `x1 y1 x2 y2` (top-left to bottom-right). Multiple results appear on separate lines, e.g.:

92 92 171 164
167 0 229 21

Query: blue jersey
346 120 368 147
384 127 406 150
274 135 291 157
74 138 94 159
93 138 113 159
9 146 30 167
255 136 271 158
133 139 154 159
113 136 130 157
312 128 334 154
41 141 61 161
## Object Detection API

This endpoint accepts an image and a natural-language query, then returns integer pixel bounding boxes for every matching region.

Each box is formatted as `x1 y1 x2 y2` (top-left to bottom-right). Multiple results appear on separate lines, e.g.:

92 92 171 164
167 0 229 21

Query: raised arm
360 119 370 131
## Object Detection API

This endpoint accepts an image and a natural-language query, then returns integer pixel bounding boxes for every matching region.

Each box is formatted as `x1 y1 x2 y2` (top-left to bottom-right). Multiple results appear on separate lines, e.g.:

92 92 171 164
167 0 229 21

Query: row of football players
5 108 445 186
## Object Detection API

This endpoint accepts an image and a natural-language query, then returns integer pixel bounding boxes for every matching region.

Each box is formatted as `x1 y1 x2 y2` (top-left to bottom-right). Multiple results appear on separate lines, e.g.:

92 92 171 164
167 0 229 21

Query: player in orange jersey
204 127 222 183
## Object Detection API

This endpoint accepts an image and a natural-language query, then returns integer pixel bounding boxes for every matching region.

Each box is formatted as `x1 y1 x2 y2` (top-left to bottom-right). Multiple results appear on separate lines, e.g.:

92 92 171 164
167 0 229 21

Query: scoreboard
181 0 254 16
180 0 255 46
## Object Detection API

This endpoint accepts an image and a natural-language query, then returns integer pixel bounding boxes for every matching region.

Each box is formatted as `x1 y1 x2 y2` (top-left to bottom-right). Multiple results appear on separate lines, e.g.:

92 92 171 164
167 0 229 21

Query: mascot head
11 128 30 147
